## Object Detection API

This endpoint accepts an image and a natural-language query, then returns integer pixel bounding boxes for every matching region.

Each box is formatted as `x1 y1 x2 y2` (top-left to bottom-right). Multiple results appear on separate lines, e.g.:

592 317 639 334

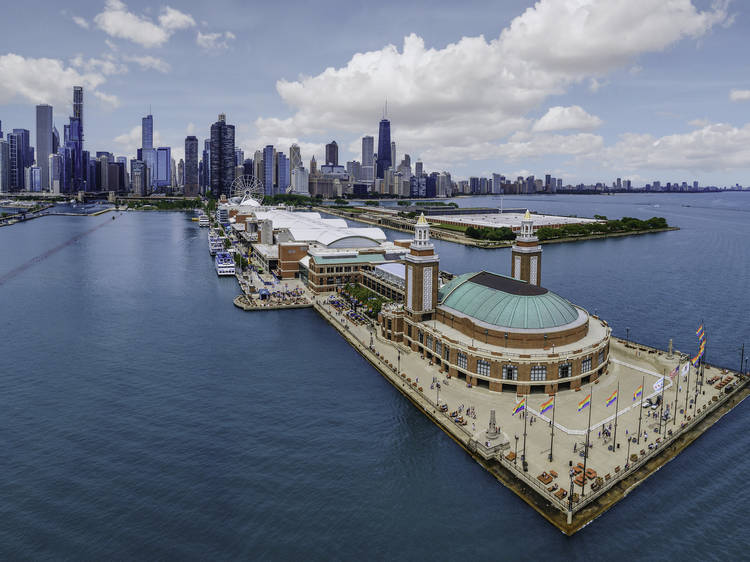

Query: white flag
680 363 690 377
653 377 664 392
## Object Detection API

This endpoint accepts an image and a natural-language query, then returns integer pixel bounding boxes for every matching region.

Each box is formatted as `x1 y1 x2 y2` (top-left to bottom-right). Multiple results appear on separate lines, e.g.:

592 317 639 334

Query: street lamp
568 472 574 511
514 435 519 465
626 327 630 346
370 327 374 348
398 348 401 374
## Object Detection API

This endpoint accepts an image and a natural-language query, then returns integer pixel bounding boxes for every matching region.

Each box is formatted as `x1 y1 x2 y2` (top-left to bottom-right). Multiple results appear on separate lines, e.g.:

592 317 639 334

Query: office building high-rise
325 141 338 166
155 147 171 188
234 148 244 167
36 104 53 190
289 144 301 170
376 119 391 178
209 113 236 197
415 160 423 178
142 114 153 150
73 86 83 127
277 153 290 192
184 136 199 197
0 139 9 192
263 145 276 195
60 86 85 192
390 141 396 171
361 136 374 184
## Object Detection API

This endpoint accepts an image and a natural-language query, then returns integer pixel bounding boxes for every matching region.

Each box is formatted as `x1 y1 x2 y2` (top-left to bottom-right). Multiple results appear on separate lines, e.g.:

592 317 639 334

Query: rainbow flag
577 394 591 412
605 390 618 407
696 325 704 339
512 398 526 416
540 396 554 415
633 385 643 401
691 353 702 368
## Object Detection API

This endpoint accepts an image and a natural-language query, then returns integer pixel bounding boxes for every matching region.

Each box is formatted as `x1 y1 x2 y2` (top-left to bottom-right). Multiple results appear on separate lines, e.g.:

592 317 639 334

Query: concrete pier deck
312 295 749 534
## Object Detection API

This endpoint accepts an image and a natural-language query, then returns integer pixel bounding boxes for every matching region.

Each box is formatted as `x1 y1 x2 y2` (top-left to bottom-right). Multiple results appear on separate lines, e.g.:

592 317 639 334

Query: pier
312 294 749 534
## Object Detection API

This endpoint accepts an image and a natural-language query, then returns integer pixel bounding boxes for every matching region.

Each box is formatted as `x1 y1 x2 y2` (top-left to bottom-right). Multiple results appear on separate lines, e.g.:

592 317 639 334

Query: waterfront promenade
313 293 748 533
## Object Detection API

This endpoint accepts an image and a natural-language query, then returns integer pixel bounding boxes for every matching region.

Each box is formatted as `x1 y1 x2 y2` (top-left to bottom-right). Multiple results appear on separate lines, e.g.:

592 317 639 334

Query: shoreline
315 206 679 248
312 299 749 535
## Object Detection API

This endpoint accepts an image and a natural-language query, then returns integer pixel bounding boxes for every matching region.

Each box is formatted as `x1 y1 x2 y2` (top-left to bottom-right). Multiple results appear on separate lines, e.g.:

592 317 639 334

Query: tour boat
208 235 224 255
215 252 236 276
198 215 209 227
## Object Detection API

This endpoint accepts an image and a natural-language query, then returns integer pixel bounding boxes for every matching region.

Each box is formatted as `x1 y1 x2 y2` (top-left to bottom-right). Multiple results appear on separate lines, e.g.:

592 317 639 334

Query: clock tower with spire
511 210 542 286
404 213 440 321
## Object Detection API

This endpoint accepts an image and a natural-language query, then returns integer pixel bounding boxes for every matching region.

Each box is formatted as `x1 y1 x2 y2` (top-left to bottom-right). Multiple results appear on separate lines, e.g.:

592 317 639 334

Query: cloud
532 106 603 132
186 122 196 134
0 53 117 108
93 90 120 108
94 0 195 48
602 122 750 172
70 54 128 76
688 118 710 127
196 31 235 50
113 125 163 156
729 89 750 102
72 16 89 29
588 77 607 93
255 0 728 169
158 6 196 31
124 55 170 73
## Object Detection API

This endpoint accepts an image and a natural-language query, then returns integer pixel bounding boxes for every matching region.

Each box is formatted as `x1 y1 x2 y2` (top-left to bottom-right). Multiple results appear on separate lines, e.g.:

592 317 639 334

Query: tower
376 118 391 178
511 210 542 286
36 104 53 190
404 213 440 321
325 141 338 166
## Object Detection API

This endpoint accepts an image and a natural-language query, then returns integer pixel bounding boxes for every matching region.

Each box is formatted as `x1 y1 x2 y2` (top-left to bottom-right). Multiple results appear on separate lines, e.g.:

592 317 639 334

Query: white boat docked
215 252 236 276
198 215 209 227
208 234 224 255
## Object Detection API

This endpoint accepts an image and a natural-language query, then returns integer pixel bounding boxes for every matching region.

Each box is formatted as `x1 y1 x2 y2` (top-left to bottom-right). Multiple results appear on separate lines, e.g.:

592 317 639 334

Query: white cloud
113 125 162 156
124 55 170 73
0 53 116 108
602 122 750 172
688 118 710 127
186 122 196 135
93 90 120 108
532 106 603 132
72 16 89 29
729 89 750 102
105 39 119 51
196 31 235 50
94 0 194 48
158 6 196 31
255 0 728 170
588 77 607 93
70 54 128 76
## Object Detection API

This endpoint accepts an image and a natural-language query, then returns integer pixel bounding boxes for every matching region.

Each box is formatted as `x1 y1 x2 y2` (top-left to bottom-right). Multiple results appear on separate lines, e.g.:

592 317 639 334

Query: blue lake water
0 193 748 559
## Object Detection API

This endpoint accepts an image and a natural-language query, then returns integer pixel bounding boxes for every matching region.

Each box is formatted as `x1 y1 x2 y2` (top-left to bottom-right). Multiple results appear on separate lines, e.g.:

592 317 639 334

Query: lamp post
626 327 630 346
626 435 632 468
370 327 374 348
397 348 401 375
568 472 574 512
739 343 745 379
514 435 519 465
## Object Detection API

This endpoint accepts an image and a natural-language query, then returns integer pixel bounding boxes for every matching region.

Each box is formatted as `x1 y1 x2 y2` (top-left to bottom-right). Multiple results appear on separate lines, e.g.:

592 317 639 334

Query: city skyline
1 1 749 185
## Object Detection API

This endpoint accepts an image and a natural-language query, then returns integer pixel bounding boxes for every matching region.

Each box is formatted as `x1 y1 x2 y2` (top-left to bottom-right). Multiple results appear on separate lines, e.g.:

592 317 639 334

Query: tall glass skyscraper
36 104 53 190
184 136 199 197
62 87 85 192
209 113 235 198
361 136 374 184
376 119 391 179
155 147 171 189
325 141 338 166
263 145 275 196
142 115 153 150
276 153 289 192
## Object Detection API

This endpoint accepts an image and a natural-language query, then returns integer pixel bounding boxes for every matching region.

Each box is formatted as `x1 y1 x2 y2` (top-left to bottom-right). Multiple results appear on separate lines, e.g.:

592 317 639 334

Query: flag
633 385 643 401
696 325 704 339
653 377 664 392
699 340 706 353
680 363 690 377
540 396 554 415
605 390 618 407
578 394 591 412
698 331 706 343
512 398 526 416
691 354 701 368
668 366 679 379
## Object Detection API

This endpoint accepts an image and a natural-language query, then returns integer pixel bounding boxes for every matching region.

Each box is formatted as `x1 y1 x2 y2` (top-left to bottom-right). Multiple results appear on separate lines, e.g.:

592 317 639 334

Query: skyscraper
36 104 53 190
73 86 83 128
0 139 9 193
289 144 301 169
325 141 338 166
376 118 391 178
60 87 84 192
184 136 199 197
8 129 33 190
263 145 275 195
277 153 290 192
390 141 396 171
361 136 374 184
209 114 235 197
155 147 171 189
142 115 153 150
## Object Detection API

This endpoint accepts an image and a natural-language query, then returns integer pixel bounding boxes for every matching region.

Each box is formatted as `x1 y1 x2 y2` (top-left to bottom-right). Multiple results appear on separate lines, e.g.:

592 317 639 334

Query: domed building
379 212 611 395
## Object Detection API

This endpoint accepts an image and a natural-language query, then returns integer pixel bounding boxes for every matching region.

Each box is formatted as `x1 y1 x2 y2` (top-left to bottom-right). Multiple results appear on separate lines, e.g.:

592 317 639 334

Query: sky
1 0 749 186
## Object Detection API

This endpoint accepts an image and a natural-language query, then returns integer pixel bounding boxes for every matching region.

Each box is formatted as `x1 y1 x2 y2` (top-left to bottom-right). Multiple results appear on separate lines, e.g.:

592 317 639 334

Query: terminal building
378 212 611 396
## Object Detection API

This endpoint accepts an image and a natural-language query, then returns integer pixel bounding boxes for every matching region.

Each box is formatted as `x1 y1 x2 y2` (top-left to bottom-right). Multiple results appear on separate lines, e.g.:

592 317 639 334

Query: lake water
0 193 747 559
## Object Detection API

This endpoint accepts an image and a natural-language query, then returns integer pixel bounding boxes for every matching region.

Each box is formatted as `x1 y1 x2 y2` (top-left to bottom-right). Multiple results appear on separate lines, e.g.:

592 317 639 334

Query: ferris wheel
231 175 265 207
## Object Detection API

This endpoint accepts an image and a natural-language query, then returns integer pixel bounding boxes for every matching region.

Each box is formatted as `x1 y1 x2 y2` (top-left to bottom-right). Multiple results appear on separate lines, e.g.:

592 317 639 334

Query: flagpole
522 393 528 472
673 362 679 427
658 369 666 435
612 381 619 453
581 389 593 497
685 357 691 417
548 394 556 462
637 375 644 444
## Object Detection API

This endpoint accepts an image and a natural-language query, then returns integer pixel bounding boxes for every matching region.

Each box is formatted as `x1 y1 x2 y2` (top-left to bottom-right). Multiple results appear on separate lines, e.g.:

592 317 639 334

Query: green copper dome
438 271 580 330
